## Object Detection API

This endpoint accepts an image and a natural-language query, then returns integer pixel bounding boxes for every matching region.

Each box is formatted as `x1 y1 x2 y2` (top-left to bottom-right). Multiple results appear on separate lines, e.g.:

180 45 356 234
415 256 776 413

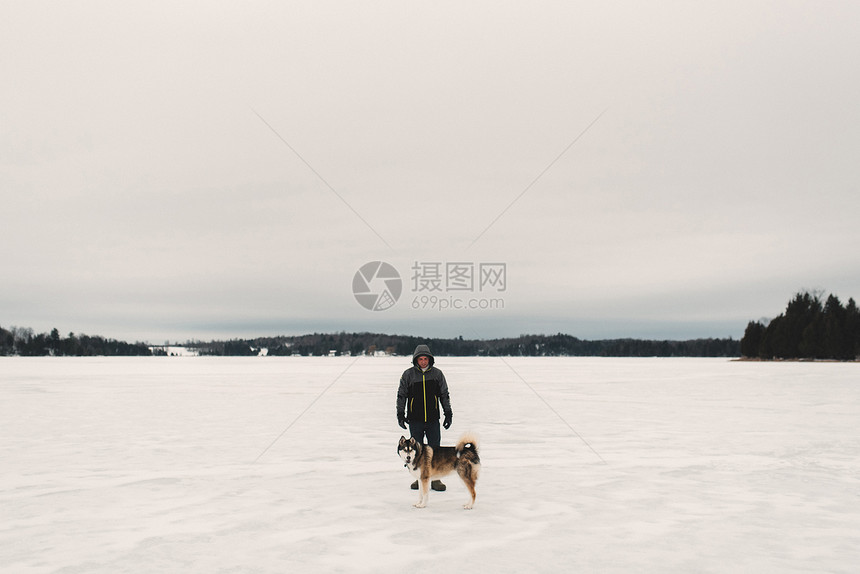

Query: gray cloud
2 2 859 343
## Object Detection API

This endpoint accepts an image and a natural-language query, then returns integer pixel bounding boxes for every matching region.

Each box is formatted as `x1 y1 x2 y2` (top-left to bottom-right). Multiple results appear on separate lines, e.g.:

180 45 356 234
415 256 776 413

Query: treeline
740 291 860 361
2 325 740 358
194 332 739 358
0 326 152 356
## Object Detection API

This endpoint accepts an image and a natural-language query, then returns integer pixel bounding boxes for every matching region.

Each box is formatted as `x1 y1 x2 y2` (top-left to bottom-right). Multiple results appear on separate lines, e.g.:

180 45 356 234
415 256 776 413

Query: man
396 344 453 491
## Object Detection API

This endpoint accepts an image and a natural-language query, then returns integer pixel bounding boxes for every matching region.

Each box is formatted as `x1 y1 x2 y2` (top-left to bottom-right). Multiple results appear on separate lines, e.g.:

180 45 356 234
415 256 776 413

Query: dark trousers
409 420 441 448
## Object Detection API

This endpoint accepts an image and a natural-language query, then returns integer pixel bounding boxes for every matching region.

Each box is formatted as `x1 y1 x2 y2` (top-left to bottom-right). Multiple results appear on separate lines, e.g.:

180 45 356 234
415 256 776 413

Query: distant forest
1 324 739 358
0 326 152 356
740 291 860 361
6 292 858 360
193 332 740 358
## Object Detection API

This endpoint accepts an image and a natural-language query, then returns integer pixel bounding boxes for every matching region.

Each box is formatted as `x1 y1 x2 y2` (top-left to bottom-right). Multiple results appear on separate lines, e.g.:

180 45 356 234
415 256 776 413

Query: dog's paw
413 502 426 508
463 503 473 510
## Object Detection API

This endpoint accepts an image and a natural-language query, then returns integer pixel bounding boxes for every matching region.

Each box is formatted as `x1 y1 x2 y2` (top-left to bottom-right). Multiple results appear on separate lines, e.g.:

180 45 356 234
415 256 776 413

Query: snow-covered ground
2 356 858 573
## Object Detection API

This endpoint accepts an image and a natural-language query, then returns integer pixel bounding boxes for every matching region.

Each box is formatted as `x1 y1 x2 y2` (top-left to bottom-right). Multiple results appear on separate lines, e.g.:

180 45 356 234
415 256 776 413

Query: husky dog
397 435 481 509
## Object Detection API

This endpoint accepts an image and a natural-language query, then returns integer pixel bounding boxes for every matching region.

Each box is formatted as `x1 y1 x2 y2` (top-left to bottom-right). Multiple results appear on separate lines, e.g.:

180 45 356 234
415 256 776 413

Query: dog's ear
399 436 407 445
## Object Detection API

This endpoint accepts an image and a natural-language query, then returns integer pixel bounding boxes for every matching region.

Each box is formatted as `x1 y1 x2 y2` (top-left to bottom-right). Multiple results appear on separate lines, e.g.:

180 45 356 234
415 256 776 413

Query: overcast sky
2 1 859 344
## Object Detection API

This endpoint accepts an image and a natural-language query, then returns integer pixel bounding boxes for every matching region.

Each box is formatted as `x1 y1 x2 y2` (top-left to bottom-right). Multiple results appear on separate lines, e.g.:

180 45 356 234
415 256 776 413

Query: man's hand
443 413 452 429
398 413 407 429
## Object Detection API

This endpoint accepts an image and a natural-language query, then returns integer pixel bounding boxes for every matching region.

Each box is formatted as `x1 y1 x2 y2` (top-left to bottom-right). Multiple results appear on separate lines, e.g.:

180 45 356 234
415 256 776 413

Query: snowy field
2 356 859 573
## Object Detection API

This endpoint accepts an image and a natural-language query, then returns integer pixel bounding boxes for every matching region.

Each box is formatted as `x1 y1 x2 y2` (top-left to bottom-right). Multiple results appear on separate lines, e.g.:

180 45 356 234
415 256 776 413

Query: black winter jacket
396 346 452 423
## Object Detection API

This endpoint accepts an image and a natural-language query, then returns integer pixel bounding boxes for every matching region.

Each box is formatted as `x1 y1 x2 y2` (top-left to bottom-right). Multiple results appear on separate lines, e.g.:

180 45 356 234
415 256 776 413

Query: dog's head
397 436 420 468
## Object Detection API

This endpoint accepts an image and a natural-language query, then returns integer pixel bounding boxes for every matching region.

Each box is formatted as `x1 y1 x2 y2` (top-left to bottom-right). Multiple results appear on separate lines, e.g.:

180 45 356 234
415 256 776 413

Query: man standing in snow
396 344 453 491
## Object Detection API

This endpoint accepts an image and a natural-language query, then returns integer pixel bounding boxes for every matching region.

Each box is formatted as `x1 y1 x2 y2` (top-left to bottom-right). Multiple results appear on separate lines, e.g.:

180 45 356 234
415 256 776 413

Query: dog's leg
463 478 476 510
459 464 477 509
414 477 430 508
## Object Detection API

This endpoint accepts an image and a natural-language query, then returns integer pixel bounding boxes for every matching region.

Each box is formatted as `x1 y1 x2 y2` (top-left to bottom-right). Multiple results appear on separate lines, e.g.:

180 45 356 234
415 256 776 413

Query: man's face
416 355 430 369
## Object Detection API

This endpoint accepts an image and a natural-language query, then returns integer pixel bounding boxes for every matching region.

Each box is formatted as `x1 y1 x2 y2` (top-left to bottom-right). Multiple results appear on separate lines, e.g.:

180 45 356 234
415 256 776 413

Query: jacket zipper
422 372 427 422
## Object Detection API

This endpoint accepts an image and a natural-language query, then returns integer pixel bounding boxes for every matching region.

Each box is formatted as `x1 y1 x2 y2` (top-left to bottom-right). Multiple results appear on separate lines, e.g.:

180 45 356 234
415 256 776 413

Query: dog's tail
456 434 480 458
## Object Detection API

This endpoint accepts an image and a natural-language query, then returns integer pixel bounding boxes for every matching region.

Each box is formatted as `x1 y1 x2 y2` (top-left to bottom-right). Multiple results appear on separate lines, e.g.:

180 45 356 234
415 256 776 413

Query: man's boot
431 480 446 491
410 480 419 490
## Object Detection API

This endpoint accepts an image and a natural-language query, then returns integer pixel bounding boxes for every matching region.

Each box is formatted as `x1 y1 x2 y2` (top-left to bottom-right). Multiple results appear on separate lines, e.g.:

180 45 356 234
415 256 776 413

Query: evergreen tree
0 325 14 355
740 321 766 358
744 290 859 360
846 298 860 359
822 295 849 360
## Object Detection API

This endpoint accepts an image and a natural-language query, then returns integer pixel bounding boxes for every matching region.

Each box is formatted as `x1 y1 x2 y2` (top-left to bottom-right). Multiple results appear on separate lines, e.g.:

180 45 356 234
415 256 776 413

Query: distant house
147 345 199 357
